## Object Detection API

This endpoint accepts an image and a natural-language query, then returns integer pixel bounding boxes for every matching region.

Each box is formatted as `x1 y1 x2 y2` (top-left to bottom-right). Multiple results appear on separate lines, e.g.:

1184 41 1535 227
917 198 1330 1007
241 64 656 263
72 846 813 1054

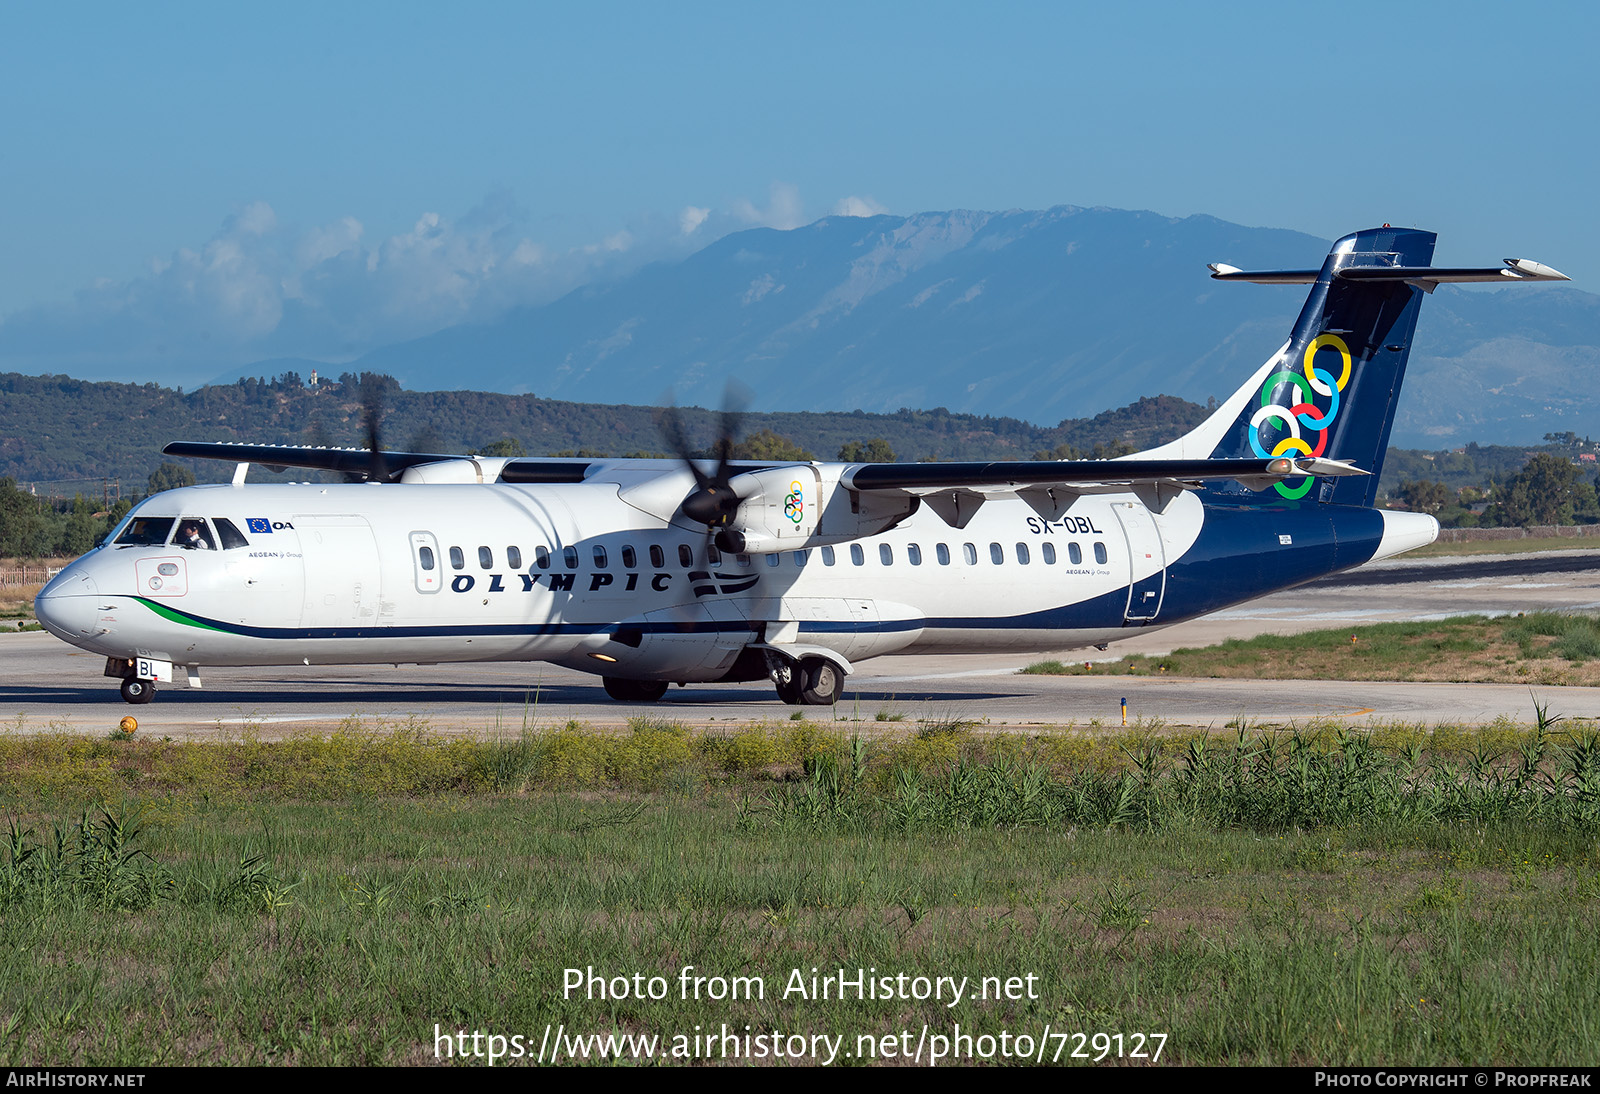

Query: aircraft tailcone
1373 510 1440 562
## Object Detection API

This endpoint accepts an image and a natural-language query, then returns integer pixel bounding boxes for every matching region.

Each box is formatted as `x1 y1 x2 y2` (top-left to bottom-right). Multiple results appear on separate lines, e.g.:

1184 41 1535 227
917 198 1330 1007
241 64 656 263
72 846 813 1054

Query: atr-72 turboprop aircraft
36 227 1568 705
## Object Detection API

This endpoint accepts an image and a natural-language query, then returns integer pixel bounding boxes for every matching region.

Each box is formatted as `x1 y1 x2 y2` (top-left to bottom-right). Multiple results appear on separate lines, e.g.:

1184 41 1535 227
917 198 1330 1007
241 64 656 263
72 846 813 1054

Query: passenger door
1113 501 1166 623
298 515 382 630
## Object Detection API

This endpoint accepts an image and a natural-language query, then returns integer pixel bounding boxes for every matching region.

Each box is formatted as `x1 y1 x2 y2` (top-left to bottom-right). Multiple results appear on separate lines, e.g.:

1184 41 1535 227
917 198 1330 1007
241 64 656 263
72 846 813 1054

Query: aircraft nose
34 571 100 640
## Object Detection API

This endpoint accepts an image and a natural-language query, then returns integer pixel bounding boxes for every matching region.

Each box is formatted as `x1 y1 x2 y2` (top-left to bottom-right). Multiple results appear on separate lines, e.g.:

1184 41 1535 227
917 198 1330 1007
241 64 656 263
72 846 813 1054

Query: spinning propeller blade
658 384 750 557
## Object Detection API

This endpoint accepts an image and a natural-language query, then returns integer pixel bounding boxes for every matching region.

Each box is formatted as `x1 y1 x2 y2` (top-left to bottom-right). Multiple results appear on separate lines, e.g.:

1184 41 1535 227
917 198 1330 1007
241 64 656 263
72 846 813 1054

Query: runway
5 550 1599 736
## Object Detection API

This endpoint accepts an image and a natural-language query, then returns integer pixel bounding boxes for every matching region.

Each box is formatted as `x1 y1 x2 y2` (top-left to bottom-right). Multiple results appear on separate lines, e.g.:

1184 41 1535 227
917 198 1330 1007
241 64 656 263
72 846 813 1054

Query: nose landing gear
119 677 156 705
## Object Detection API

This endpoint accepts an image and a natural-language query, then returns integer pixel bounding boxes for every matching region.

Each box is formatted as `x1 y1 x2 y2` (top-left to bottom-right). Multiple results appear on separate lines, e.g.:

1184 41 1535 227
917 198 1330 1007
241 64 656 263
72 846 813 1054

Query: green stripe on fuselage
134 597 229 633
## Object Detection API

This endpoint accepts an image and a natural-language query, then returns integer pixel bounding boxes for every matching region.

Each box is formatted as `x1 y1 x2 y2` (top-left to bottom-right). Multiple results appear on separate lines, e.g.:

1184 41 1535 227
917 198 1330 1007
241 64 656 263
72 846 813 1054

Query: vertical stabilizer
1140 227 1437 507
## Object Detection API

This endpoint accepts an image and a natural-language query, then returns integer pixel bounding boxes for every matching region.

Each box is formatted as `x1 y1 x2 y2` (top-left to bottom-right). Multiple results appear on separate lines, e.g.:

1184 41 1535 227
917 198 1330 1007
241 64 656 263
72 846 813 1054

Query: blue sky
2 1 1594 380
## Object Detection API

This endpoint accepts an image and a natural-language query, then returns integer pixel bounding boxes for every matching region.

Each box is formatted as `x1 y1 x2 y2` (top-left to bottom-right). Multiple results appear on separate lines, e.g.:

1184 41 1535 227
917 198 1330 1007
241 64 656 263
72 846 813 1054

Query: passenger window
989 542 1003 565
535 546 551 569
479 546 493 569
795 550 809 566
507 546 522 569
1069 542 1082 565
449 546 465 570
850 544 864 566
707 545 721 565
1016 543 1030 565
937 543 950 566
822 546 835 566
907 543 921 566
622 546 636 569
650 545 665 568
766 553 780 567
563 546 580 569
1094 542 1108 564
593 545 608 568
1042 542 1056 565
213 518 249 550
419 546 435 571
114 516 175 547
678 544 693 567
963 543 977 566
176 517 217 551
879 544 893 565
736 554 751 567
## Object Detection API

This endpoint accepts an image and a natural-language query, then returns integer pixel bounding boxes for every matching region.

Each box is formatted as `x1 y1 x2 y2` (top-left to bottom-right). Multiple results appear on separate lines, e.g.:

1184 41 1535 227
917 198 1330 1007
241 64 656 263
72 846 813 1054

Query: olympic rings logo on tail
1249 333 1352 499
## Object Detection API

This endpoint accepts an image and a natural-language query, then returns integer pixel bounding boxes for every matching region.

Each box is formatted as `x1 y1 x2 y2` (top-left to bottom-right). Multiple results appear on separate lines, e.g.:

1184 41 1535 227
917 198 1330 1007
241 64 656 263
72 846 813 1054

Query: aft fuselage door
409 531 442 594
1113 500 1166 623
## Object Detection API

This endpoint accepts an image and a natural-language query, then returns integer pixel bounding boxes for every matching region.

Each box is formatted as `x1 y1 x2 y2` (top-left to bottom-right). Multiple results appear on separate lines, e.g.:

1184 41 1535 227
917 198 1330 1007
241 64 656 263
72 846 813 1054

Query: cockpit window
213 518 250 550
114 517 175 547
175 518 217 550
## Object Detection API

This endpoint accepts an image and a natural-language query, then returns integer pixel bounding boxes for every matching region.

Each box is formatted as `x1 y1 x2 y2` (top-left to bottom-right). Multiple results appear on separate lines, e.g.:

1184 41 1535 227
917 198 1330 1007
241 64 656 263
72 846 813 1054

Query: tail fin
1138 227 1566 507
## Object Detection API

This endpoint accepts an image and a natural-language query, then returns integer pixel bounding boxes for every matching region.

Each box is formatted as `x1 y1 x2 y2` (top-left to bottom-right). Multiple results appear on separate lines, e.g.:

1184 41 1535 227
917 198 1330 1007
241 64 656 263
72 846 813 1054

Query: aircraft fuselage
36 478 1437 686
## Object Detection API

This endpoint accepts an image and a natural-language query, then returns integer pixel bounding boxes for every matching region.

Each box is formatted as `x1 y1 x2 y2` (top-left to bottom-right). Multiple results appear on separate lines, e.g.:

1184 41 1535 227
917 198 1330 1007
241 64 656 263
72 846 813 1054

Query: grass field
1025 612 1600 686
1407 536 1600 558
3 714 1600 1066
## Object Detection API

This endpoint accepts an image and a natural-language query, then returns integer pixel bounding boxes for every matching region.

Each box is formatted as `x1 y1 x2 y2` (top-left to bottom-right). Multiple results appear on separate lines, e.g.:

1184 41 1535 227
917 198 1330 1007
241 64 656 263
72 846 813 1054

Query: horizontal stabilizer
1210 258 1568 289
1207 265 1320 284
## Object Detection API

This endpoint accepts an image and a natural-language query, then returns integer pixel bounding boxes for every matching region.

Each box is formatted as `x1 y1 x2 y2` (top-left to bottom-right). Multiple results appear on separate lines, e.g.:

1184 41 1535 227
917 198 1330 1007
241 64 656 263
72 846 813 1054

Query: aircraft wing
163 441 459 481
839 456 1365 525
844 456 1364 492
162 441 596 484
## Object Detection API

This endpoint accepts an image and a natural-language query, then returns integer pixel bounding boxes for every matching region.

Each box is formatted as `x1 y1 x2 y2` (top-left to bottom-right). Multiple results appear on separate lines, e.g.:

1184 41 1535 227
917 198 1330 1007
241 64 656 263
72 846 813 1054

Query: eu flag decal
246 518 273 534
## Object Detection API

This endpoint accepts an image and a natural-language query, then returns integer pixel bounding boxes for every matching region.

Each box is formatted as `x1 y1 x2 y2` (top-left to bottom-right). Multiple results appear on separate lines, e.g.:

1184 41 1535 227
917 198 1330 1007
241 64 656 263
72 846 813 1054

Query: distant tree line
1392 454 1600 528
6 370 1597 552
0 462 199 559
0 372 1214 491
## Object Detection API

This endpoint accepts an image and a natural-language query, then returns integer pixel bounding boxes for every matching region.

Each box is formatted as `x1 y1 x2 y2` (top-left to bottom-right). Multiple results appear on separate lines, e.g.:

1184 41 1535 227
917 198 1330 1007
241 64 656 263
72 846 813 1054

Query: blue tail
1209 227 1435 506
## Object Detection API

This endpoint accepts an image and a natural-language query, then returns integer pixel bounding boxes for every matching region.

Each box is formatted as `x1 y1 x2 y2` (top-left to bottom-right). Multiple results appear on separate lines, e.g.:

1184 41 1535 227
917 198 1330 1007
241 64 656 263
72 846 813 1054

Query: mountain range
295 207 1595 448
173 206 1588 449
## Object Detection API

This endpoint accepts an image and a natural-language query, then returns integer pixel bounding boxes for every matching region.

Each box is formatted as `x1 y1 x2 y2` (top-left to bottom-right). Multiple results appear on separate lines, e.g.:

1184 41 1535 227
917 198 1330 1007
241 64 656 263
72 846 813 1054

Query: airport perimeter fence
1435 524 1600 543
0 565 61 588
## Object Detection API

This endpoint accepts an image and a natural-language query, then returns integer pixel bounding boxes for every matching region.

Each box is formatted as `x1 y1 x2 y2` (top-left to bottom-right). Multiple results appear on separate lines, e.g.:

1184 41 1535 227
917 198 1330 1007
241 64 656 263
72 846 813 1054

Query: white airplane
35 227 1568 706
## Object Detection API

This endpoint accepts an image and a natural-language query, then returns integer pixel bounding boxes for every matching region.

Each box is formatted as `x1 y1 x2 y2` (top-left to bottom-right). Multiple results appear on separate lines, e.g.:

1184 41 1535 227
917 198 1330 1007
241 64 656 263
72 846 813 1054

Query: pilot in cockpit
177 519 215 550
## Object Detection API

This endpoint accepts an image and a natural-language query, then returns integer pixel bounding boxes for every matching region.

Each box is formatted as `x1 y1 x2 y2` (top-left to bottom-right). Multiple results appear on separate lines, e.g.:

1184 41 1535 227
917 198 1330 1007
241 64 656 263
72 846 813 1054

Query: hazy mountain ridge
298 206 1594 447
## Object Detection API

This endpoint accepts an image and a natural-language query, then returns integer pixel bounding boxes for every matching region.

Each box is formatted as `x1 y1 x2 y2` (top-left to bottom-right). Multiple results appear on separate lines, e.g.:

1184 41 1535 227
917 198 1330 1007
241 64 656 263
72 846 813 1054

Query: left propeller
658 385 750 554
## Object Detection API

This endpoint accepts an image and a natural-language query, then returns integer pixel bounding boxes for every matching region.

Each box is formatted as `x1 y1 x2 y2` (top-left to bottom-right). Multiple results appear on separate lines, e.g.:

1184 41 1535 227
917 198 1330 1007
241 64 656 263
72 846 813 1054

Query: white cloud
832 195 888 218
296 215 364 267
0 195 665 371
0 187 844 379
734 182 806 230
231 200 278 237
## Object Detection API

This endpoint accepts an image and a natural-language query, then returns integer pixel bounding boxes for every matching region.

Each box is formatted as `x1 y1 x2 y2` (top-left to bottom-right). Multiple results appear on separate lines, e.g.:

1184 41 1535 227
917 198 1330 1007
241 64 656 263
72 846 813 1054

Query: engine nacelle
721 465 917 554
399 458 512 484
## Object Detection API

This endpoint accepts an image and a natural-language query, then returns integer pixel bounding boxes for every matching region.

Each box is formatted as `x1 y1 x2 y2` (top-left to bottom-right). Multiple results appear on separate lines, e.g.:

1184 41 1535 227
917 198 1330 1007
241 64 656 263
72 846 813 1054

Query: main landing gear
601 677 669 703
771 656 845 707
